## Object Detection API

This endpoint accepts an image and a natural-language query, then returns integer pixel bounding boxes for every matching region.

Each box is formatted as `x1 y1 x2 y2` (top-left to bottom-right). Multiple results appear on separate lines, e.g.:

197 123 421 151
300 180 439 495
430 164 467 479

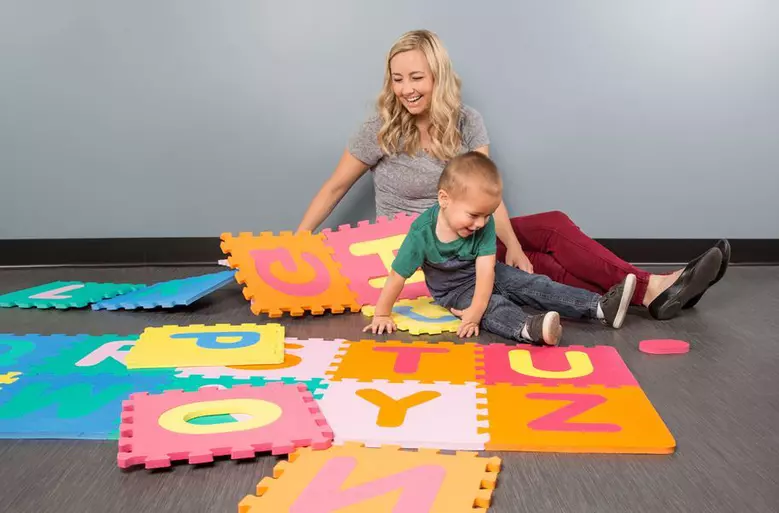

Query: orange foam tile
239 443 501 513
326 340 479 384
480 384 676 454
220 231 361 317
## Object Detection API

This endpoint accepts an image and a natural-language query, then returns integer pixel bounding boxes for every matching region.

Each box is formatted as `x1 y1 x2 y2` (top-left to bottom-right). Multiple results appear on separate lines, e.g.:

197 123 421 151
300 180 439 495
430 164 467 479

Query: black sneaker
522 311 562 346
599 274 637 329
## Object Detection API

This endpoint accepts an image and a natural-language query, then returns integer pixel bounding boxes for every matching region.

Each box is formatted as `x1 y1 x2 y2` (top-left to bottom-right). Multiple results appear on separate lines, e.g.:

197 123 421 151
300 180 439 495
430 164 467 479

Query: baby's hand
456 320 480 338
363 315 397 335
450 306 483 338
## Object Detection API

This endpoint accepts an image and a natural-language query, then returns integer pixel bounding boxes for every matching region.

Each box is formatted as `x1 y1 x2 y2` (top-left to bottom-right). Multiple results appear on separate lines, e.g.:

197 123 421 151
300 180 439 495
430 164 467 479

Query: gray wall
1 0 777 239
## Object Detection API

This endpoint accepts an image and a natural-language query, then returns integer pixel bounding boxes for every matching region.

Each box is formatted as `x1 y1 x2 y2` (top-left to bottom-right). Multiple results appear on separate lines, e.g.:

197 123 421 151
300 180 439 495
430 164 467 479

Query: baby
364 151 635 345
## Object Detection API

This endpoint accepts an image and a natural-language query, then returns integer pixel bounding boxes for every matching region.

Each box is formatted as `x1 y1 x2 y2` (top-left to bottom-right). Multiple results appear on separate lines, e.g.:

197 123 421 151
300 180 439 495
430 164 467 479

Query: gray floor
0 265 778 513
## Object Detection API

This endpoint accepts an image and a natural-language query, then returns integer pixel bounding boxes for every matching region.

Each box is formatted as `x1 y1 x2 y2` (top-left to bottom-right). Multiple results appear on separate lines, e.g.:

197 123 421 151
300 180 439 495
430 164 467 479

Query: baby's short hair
438 151 503 198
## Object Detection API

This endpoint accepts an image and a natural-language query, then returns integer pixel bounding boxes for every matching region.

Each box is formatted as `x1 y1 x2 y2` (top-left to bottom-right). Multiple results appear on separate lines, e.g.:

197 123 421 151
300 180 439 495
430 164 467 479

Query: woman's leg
497 211 666 307
520 251 605 296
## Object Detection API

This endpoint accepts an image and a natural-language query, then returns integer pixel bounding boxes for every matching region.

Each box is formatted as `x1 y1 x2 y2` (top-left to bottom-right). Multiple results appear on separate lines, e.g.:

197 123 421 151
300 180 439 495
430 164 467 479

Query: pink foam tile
321 215 430 305
174 337 346 380
476 344 639 387
316 379 488 451
117 383 333 469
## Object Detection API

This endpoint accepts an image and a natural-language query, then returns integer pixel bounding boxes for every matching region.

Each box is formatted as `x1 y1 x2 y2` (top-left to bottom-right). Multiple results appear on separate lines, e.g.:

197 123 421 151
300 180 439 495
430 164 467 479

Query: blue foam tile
91 270 236 310
1 334 89 373
0 372 176 440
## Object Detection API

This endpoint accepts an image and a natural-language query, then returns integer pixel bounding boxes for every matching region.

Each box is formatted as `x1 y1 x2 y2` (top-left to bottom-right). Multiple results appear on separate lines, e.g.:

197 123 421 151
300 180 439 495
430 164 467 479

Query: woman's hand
505 245 534 274
363 315 397 335
490 200 533 274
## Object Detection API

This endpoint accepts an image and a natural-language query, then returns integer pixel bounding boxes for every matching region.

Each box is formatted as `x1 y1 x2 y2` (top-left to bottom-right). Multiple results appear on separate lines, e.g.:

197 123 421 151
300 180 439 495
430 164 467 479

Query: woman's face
390 49 434 116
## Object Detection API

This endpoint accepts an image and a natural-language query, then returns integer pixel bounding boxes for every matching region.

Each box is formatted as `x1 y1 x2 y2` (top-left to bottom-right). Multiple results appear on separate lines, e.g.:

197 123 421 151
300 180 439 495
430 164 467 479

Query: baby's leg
480 294 562 346
494 262 601 319
493 262 636 329
437 286 561 345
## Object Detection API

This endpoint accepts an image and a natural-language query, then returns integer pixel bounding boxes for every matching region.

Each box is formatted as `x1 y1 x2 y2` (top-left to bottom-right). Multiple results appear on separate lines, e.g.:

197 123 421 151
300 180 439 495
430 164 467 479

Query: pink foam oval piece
639 339 690 355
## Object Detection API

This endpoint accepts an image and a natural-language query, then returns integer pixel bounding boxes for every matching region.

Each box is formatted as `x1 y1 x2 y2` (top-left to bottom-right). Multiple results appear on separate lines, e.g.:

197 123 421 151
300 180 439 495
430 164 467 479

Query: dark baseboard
0 237 777 267
595 239 779 266
0 238 222 268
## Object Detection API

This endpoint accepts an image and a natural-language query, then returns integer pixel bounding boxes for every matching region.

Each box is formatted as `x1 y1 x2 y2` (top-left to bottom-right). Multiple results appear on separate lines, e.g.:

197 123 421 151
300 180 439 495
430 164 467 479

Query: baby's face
444 186 501 238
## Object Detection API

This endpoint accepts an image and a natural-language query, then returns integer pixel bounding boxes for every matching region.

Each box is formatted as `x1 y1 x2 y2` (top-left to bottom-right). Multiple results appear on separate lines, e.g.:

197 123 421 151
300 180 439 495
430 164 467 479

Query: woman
298 30 729 320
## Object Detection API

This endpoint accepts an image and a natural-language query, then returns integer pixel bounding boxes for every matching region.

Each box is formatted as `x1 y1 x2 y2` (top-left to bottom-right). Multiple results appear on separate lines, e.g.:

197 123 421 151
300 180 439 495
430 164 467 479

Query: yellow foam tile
126 323 285 369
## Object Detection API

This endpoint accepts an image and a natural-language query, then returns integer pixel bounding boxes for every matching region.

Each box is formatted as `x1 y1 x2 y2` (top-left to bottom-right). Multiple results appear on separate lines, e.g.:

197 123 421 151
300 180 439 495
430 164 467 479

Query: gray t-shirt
347 104 490 218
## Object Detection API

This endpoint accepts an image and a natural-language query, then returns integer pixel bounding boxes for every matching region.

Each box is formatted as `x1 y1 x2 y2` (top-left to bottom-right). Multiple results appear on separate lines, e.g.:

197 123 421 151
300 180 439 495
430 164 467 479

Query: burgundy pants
496 211 650 306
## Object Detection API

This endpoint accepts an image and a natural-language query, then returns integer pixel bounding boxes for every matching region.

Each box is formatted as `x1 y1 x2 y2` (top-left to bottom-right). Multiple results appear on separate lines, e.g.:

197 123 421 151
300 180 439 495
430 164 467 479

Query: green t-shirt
392 204 497 280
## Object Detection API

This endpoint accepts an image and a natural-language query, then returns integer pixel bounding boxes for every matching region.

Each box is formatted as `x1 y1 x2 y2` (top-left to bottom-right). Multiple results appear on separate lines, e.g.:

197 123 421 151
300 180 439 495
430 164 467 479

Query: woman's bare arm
297 149 370 233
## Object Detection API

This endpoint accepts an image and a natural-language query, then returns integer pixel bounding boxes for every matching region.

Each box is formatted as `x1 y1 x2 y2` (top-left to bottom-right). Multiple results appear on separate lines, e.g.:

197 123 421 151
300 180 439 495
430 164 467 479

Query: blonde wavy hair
376 30 463 161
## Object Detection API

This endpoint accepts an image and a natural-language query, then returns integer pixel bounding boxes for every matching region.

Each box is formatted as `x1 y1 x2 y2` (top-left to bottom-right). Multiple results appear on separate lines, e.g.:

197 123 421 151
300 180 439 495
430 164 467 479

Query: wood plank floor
1 265 777 513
